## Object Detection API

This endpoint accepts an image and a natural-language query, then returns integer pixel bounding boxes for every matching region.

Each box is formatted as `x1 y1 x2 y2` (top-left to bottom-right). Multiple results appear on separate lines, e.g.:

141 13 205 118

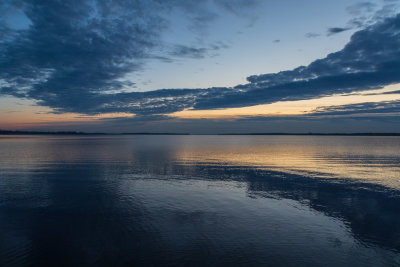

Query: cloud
1 1 400 118
170 45 208 59
346 2 377 16
312 101 400 116
207 14 400 110
305 32 321 38
328 2 399 34
1 0 170 103
0 0 253 114
327 27 351 35
325 2 378 36
169 42 228 59
347 1 399 28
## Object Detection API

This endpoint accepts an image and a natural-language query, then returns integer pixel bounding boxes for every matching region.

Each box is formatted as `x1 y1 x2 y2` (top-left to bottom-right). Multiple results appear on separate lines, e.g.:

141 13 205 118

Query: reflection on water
0 135 400 266
174 135 400 189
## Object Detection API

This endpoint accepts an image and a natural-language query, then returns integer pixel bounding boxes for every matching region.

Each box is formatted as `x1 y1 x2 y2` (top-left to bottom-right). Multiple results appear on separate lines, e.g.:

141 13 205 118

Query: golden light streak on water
173 135 400 189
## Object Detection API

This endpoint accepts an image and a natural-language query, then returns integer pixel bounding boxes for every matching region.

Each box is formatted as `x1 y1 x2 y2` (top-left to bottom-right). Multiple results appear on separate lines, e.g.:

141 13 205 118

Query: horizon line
1 130 400 136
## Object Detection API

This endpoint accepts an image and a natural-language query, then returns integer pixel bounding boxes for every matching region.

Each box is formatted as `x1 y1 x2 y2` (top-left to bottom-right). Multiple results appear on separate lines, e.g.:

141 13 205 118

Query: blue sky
1 0 400 133
135 0 361 91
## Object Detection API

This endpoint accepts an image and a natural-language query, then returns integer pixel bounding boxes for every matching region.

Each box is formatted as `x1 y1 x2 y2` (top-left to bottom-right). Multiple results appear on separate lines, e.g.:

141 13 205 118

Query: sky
1 0 400 133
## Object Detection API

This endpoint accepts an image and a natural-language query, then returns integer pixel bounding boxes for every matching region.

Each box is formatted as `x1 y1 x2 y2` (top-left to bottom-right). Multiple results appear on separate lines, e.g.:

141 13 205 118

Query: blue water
0 135 400 266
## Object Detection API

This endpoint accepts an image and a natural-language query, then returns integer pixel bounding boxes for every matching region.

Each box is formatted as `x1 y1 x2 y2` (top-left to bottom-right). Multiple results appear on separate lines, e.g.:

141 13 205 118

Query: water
0 135 400 266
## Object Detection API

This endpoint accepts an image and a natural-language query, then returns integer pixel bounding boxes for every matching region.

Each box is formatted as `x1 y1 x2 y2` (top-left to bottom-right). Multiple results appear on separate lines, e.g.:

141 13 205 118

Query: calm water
0 135 400 266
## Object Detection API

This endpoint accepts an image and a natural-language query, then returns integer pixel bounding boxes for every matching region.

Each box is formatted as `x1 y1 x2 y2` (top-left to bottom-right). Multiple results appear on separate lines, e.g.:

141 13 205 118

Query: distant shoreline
0 130 189 135
1 130 400 136
217 133 400 136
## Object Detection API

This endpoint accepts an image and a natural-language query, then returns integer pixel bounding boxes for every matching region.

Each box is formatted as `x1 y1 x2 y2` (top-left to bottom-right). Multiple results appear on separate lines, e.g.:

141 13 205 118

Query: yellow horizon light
169 84 400 119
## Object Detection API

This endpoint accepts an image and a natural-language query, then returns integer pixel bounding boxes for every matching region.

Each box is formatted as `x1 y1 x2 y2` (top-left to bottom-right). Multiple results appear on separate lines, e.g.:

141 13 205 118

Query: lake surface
0 135 400 266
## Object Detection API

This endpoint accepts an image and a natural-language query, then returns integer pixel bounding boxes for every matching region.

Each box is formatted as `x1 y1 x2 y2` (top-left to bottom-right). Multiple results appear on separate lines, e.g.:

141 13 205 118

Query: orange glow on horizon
169 85 400 119
1 84 400 129
0 99 135 129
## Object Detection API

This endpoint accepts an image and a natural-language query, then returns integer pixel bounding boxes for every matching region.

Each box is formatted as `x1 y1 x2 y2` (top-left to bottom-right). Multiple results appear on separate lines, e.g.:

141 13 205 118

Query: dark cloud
0 0 248 114
312 101 400 116
1 1 400 118
383 90 400 94
212 14 400 110
327 27 351 35
1 0 169 106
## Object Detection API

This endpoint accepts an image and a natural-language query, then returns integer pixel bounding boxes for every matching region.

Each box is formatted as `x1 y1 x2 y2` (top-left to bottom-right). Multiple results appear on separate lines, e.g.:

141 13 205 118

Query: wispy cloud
346 2 377 16
312 101 400 116
327 1 400 35
305 32 321 38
